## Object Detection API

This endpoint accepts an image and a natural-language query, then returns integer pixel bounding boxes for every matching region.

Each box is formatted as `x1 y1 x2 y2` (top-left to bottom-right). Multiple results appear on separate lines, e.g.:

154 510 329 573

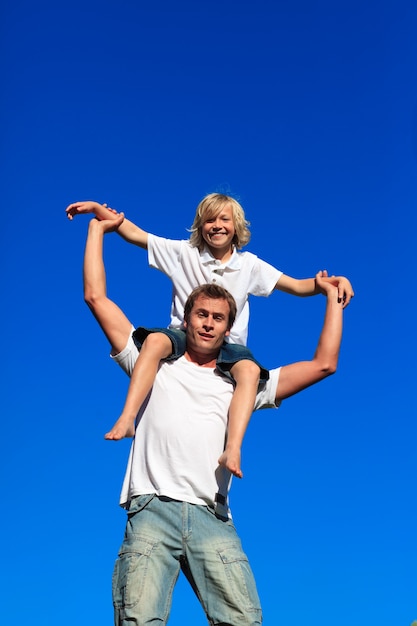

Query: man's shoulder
254 368 281 411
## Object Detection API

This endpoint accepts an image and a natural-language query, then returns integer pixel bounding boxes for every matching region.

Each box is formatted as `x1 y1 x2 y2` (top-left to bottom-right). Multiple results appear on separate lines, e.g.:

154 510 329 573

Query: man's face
184 295 230 357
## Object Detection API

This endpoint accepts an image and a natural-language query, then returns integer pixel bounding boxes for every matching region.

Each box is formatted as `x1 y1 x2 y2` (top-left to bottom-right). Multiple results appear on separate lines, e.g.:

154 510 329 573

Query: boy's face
201 204 236 254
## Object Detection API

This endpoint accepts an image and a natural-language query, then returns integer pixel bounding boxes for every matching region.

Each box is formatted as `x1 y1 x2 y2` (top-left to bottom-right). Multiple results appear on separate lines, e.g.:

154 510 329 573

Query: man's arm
275 271 344 402
275 271 354 308
67 201 149 249
83 214 134 355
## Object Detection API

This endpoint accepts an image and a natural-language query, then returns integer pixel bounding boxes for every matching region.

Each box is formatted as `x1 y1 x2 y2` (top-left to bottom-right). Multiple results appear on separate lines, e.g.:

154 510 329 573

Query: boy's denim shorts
132 327 269 384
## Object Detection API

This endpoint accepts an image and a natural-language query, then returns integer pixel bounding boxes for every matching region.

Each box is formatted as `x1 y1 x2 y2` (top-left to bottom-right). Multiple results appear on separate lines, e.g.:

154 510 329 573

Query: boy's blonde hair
189 193 251 250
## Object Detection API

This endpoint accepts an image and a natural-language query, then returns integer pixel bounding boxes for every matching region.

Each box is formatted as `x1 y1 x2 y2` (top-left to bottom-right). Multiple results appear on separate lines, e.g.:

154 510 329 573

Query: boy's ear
183 319 188 329
225 328 230 337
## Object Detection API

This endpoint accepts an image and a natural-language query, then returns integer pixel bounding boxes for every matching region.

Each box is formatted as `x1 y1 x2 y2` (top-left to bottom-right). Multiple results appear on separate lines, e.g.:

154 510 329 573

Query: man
83 214 344 626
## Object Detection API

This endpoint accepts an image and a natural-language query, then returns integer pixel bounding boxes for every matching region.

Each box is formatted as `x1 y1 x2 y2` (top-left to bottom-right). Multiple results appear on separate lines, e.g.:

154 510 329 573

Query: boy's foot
218 449 243 479
104 417 135 440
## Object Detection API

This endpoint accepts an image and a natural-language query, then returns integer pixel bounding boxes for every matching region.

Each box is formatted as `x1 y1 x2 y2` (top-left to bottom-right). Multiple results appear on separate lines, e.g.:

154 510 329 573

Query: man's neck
184 348 218 368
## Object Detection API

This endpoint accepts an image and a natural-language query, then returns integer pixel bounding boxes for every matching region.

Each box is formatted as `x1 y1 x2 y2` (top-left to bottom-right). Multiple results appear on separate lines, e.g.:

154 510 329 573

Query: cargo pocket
112 536 157 610
218 543 262 616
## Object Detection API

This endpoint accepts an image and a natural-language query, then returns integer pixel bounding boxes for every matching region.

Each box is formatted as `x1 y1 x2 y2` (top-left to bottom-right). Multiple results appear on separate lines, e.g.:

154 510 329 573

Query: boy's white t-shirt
147 234 283 345
114 335 280 518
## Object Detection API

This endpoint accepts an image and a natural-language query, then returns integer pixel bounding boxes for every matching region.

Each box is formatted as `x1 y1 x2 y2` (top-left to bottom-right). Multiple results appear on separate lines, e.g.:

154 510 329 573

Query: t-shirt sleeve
254 367 281 409
147 234 183 278
110 328 138 377
248 255 283 297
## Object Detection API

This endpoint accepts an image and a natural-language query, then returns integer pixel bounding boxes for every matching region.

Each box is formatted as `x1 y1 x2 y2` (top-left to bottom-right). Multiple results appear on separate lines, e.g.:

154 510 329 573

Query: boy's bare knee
230 360 261 383
142 332 173 359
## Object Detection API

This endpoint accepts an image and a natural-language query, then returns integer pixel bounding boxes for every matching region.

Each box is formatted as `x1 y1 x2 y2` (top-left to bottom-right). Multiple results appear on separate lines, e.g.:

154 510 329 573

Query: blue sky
2 1 416 624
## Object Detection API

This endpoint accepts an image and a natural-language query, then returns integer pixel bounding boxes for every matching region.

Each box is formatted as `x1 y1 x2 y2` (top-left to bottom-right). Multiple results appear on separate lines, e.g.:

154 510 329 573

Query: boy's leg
218 360 260 478
105 333 173 440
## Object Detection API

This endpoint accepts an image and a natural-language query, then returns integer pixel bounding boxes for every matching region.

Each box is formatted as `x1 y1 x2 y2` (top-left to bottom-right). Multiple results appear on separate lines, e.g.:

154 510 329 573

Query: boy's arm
275 271 354 308
66 201 149 249
274 271 343 403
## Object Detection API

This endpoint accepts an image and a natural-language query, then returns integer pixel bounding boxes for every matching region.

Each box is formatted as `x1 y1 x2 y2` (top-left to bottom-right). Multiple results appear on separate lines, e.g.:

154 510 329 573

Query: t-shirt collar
200 246 241 270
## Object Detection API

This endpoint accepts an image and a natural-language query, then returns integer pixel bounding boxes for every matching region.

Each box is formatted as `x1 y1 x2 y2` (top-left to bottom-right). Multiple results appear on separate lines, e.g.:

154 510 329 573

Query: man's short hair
183 284 237 330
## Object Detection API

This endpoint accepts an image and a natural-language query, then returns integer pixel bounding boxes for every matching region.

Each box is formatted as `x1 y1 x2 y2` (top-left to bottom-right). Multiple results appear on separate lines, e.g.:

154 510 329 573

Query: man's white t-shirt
148 234 283 345
113 334 280 518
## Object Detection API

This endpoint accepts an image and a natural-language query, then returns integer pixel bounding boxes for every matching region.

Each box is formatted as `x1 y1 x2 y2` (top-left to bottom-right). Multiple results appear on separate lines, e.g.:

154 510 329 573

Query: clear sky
2 1 416 625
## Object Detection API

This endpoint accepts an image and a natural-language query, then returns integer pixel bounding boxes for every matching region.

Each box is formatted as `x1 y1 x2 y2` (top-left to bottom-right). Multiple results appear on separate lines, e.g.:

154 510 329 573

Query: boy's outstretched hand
315 270 340 300
320 273 354 308
90 212 125 234
66 201 118 221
